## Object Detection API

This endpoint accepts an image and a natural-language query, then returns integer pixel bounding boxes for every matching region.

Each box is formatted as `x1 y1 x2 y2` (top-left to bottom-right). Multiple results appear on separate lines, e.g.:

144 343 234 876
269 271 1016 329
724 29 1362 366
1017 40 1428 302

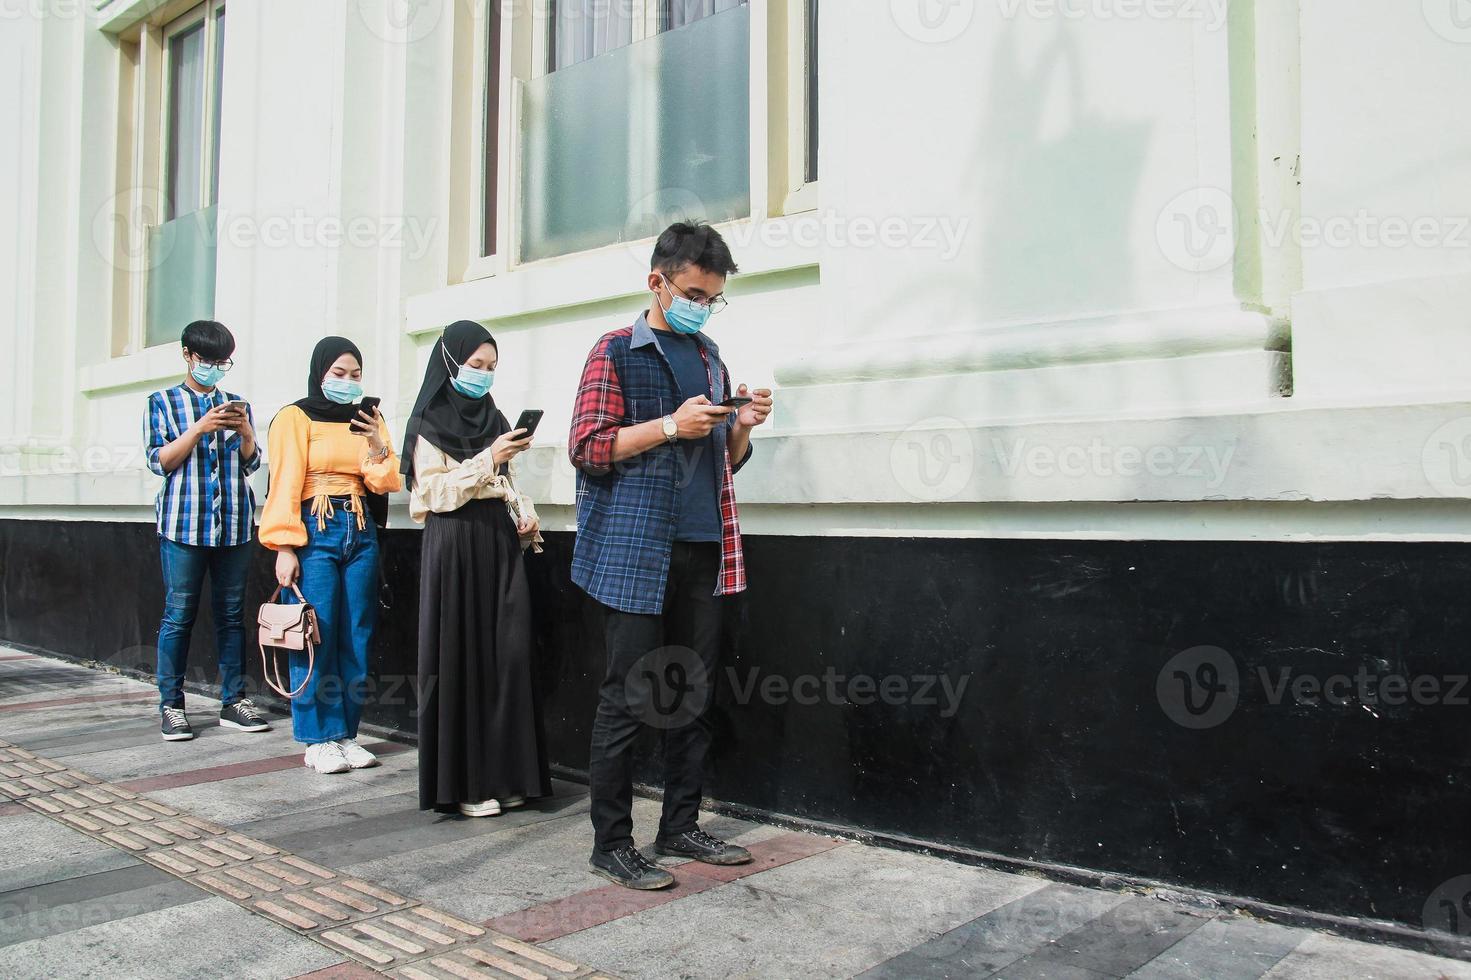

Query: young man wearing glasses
144 320 271 741
569 221 774 889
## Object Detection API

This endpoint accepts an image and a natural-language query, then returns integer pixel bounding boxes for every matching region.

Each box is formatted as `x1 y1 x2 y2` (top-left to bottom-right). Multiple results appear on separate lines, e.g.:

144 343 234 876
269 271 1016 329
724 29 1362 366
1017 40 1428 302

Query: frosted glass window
662 0 743 31
165 24 207 220
550 0 636 71
145 206 218 348
520 3 750 263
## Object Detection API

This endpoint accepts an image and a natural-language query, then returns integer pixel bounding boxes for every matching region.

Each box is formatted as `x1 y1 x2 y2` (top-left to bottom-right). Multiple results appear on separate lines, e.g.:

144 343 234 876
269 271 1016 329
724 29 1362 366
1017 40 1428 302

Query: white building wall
2 0 1469 540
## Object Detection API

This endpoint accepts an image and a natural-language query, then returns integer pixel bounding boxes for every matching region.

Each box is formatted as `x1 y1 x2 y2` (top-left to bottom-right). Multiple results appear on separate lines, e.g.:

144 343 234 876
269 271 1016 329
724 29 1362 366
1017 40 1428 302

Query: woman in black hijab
260 337 401 774
405 321 550 816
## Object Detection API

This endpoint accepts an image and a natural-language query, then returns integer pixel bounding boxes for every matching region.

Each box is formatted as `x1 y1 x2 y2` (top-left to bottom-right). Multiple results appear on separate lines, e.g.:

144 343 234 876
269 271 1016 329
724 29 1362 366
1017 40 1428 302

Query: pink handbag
256 584 319 699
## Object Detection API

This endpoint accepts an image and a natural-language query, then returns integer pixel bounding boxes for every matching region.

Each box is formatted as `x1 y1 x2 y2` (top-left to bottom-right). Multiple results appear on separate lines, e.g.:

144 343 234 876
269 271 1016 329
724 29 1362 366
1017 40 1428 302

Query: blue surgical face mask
191 361 226 388
321 377 363 405
444 347 495 399
658 276 711 335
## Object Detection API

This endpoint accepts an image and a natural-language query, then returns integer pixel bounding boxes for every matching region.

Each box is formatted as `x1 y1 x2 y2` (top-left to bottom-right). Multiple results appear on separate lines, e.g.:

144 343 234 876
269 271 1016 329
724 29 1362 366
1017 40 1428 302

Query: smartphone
352 397 382 433
514 409 544 439
720 396 753 410
221 398 247 416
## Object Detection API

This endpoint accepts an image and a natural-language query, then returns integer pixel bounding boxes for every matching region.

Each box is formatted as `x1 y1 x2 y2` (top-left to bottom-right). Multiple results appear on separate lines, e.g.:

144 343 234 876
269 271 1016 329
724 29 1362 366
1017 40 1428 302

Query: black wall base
2 518 1469 940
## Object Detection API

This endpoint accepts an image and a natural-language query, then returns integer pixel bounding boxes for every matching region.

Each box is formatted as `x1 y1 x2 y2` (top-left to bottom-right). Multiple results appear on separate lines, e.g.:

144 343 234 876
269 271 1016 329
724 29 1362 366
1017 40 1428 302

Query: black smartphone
514 409 544 439
720 396 753 409
352 397 382 432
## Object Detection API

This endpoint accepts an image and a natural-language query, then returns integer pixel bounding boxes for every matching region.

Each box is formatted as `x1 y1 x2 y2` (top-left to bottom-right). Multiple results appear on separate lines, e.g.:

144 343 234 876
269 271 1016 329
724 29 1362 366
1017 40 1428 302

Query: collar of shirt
630 311 721 361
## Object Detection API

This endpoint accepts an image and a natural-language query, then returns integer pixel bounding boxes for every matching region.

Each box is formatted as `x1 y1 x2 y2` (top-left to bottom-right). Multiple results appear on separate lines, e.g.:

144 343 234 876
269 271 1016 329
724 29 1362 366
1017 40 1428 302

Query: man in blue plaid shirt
144 320 271 742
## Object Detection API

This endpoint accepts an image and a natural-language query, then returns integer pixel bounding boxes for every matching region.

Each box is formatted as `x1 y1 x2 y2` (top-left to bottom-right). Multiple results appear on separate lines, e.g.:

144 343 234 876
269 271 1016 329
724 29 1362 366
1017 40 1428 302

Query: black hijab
401 320 509 489
283 335 388 529
294 336 365 423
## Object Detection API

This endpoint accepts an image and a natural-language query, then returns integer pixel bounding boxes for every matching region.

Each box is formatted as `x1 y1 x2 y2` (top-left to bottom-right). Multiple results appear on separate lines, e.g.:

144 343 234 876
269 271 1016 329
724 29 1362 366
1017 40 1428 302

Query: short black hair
651 221 739 278
181 320 236 361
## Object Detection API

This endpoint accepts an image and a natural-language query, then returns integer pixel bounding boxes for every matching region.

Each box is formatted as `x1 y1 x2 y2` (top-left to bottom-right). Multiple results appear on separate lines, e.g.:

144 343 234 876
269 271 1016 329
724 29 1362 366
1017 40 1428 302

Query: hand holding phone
351 397 382 435
514 409 545 439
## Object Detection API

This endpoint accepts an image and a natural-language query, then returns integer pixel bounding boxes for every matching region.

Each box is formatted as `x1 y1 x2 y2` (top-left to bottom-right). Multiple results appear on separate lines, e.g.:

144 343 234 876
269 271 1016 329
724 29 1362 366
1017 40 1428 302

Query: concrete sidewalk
0 649 1467 980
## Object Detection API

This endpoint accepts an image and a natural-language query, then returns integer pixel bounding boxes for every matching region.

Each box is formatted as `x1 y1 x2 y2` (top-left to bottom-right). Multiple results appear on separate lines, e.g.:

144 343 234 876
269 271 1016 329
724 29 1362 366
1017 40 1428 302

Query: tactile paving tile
0 735 619 979
53 800 208 840
0 767 105 800
137 833 283 876
248 876 418 934
0 747 67 775
318 907 489 969
18 781 139 814
386 934 594 980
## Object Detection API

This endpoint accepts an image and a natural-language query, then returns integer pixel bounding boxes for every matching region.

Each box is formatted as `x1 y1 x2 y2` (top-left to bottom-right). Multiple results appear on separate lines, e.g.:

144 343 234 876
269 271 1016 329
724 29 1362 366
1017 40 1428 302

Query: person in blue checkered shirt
144 320 272 742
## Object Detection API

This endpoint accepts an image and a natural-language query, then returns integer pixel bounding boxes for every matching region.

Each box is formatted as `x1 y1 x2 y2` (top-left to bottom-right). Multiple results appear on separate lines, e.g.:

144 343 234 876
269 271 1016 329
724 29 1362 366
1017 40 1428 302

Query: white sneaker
459 800 502 818
304 742 351 774
501 794 526 809
336 738 379 769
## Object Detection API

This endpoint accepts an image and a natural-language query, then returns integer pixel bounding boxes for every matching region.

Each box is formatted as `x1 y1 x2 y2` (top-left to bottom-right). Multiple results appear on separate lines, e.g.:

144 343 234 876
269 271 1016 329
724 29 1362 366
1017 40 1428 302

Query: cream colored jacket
408 438 544 552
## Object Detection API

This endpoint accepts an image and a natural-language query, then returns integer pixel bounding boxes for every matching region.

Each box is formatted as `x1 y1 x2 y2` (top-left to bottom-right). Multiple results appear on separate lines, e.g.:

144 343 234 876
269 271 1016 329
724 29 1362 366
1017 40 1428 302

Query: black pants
589 541 723 853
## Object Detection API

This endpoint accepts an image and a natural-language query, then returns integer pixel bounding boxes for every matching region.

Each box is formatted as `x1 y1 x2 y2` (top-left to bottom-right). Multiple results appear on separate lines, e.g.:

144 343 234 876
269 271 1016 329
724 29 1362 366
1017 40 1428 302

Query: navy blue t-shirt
660 331 722 543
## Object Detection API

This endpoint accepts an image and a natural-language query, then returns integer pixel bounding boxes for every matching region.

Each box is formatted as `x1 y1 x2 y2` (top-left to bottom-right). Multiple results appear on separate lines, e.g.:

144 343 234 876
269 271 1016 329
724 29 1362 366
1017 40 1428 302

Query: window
147 2 225 347
458 0 814 279
105 1 226 355
520 0 752 263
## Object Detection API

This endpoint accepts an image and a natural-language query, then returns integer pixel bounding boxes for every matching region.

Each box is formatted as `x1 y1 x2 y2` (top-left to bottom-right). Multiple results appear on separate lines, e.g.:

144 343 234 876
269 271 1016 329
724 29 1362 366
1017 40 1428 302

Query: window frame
452 0 817 285
108 0 226 357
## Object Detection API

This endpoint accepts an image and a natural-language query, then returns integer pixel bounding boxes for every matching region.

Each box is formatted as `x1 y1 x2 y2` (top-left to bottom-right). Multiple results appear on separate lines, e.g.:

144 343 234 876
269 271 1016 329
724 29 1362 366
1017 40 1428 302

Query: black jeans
589 541 723 853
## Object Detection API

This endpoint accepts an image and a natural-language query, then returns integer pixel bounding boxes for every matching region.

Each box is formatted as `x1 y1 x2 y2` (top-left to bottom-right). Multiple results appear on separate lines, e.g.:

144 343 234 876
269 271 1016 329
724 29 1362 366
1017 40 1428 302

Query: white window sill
405 214 822 335
78 345 184 396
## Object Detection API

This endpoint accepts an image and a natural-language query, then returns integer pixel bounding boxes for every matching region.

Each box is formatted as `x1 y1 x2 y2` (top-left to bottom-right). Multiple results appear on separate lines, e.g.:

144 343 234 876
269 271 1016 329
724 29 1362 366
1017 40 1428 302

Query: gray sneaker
160 706 194 741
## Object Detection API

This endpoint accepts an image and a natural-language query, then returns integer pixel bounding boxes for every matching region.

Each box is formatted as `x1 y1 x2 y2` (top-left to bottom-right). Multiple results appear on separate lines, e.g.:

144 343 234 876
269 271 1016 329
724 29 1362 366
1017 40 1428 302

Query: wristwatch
661 415 679 443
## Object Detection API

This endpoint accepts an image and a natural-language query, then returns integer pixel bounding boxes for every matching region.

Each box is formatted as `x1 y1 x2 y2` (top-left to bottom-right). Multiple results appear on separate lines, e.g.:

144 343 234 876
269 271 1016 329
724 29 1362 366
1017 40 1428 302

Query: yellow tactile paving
6 739 611 978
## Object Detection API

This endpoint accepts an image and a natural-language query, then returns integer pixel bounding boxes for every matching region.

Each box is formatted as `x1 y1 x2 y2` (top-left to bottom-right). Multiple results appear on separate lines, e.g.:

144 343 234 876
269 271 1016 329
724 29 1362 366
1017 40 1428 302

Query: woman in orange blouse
260 337 402 775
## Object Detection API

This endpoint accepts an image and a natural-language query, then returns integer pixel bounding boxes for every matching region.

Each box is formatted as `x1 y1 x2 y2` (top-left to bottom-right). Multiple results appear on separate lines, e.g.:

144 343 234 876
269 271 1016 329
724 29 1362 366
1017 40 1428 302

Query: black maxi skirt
417 496 550 809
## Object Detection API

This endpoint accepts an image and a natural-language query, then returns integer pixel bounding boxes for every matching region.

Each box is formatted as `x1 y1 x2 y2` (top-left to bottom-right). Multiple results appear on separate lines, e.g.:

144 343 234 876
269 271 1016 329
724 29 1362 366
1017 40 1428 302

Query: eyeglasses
190 355 234 371
666 278 729 315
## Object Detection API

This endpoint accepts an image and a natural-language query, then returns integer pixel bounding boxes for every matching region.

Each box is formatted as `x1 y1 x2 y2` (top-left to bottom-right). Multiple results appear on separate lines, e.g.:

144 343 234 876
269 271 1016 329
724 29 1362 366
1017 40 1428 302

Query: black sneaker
160 706 194 741
654 828 752 866
589 845 675 890
220 699 271 732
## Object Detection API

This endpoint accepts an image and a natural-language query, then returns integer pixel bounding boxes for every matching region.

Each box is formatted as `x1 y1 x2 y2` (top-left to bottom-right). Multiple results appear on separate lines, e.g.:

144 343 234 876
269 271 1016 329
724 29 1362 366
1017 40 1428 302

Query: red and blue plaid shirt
569 314 752 615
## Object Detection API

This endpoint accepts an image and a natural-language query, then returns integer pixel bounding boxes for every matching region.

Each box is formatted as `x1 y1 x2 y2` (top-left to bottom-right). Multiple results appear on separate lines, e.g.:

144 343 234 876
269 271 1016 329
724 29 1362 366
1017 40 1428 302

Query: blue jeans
290 502 379 745
157 538 252 710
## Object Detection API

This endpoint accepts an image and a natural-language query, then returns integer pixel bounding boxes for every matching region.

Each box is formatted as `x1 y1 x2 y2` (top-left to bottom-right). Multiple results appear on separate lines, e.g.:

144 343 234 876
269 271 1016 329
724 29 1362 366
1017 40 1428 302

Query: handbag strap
268 582 309 606
259 634 314 700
